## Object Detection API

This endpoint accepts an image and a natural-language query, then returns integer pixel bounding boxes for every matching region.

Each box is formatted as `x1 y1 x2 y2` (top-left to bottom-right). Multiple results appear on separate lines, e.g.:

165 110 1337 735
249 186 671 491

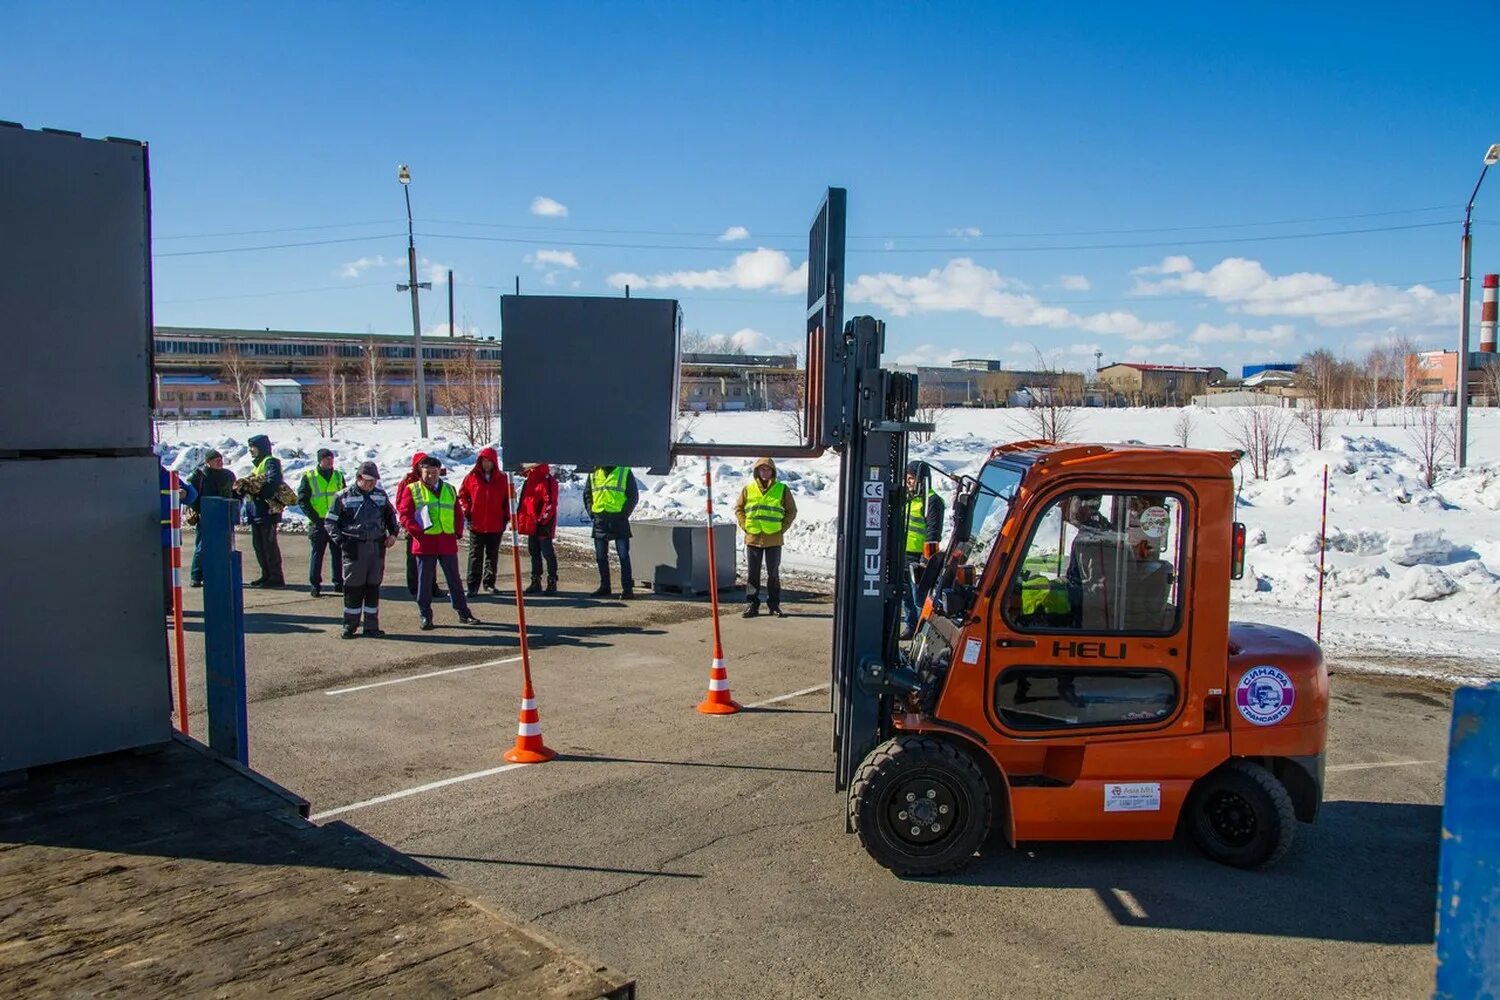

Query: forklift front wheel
1186 759 1296 869
849 736 992 877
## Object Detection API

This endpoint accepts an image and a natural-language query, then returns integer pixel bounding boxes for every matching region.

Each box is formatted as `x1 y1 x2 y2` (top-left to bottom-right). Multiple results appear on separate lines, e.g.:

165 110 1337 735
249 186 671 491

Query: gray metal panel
500 296 679 472
0 456 171 771
632 519 737 595
0 126 153 451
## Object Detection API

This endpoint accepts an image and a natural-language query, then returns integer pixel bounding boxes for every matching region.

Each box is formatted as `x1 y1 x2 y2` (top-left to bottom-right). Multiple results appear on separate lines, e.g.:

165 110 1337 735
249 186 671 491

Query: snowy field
154 406 1500 684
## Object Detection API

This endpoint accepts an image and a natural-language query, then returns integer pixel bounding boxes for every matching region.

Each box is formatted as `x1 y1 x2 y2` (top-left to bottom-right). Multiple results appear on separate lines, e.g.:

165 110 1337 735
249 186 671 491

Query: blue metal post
199 498 250 765
1435 683 1500 999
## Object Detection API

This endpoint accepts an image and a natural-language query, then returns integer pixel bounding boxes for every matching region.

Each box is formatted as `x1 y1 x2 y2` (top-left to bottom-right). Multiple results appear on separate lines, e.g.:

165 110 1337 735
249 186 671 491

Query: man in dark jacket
457 446 509 594
187 449 236 587
234 433 286 587
326 461 400 639
298 447 346 597
582 465 639 599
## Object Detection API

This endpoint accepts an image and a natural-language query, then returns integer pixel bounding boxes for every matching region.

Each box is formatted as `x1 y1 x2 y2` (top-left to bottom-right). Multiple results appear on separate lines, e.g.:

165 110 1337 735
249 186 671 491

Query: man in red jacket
517 463 559 594
458 446 510 595
397 455 480 630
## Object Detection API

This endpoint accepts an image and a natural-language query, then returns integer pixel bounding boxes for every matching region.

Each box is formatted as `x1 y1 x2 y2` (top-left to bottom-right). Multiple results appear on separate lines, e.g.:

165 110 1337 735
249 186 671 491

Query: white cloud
1122 342 1206 364
895 343 967 366
947 227 983 239
526 249 580 270
1131 255 1459 328
423 259 452 285
608 248 807 295
340 254 390 278
847 258 1175 340
530 196 568 218
696 327 798 355
1056 274 1091 291
718 226 750 242
1189 321 1296 345
424 321 483 337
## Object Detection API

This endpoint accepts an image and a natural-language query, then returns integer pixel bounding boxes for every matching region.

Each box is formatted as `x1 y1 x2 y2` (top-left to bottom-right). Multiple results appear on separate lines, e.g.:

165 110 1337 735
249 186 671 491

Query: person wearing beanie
186 448 235 587
326 461 399 639
734 457 797 618
901 460 945 640
397 455 481 629
233 433 286 587
297 447 346 598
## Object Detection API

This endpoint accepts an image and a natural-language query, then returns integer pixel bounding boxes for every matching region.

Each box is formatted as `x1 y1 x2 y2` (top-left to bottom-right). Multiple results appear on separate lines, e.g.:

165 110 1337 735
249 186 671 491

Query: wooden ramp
0 738 633 999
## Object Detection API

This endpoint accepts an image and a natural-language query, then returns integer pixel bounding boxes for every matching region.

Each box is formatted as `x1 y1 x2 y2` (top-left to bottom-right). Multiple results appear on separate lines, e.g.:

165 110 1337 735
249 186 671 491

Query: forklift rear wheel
1187 759 1296 869
849 736 992 877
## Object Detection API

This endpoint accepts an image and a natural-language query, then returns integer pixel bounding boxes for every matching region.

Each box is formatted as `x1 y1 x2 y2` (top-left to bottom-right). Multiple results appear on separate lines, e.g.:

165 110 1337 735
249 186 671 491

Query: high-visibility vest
303 468 345 519
253 455 274 478
743 480 787 535
408 480 457 534
590 468 629 514
906 490 937 554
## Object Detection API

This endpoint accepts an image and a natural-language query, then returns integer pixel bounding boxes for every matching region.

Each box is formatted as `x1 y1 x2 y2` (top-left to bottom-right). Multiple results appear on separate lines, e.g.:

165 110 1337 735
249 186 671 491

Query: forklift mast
804 190 924 792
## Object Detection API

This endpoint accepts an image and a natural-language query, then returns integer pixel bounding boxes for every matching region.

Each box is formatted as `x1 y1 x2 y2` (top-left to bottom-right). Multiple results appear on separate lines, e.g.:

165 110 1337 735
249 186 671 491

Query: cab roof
989 439 1242 480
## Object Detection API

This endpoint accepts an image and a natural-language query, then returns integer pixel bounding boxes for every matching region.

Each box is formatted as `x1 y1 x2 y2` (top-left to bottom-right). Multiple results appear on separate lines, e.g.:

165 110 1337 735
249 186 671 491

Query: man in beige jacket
734 457 798 618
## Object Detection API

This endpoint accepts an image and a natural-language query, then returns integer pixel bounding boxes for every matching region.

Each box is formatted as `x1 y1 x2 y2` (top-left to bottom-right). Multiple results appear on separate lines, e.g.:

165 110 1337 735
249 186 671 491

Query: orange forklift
676 189 1328 877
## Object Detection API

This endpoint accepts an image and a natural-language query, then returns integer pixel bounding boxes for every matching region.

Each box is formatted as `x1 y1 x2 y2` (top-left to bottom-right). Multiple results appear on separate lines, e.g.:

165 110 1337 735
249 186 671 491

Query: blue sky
7 1 1498 373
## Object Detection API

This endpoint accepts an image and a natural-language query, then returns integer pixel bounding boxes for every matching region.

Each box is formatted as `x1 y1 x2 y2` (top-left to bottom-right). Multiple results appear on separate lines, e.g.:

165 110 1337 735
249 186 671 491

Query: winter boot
310 584 322 598
589 584 612 598
524 578 543 595
742 602 761 619
544 578 558 595
620 584 637 600
363 614 384 638
340 622 359 639
419 616 435 631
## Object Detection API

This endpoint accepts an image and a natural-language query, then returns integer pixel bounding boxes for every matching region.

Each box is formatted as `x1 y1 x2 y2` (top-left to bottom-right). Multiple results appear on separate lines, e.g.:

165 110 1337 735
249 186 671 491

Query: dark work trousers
902 559 923 629
467 531 502 592
593 536 633 592
250 519 284 584
190 528 203 585
342 539 387 631
416 553 472 619
405 535 444 596
308 521 344 588
528 534 558 584
746 545 783 610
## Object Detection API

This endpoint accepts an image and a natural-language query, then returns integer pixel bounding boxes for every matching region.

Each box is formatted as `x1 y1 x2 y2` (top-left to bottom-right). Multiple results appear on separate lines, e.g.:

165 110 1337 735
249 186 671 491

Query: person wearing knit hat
186 448 235 587
325 461 399 638
298 447 346 598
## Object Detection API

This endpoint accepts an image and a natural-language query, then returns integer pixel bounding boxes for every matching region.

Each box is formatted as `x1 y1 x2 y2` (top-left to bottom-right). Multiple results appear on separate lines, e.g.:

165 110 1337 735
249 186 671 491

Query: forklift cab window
1003 491 1183 635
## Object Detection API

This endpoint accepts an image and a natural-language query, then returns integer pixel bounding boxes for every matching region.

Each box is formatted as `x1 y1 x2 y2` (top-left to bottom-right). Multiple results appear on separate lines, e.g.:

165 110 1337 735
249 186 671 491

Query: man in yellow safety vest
734 457 798 618
298 448 346 598
396 455 482 630
583 465 639 598
902 460 945 639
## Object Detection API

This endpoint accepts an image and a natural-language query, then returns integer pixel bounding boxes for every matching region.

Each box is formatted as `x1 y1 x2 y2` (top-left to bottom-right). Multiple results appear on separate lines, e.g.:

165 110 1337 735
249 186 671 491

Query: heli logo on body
863 478 885 596
1052 640 1126 660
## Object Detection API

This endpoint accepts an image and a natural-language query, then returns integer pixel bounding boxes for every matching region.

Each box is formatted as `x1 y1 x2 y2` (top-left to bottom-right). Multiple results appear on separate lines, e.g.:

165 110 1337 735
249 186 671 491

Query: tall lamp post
397 164 432 437
1457 143 1500 468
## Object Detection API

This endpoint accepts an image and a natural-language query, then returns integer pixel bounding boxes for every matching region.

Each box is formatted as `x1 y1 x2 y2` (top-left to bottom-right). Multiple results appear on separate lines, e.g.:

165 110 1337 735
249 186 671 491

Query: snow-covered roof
256 378 302 388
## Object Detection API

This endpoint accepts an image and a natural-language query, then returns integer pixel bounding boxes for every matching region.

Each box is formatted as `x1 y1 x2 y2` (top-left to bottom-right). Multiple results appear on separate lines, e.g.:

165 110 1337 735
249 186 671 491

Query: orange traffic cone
504 679 556 763
697 644 741 715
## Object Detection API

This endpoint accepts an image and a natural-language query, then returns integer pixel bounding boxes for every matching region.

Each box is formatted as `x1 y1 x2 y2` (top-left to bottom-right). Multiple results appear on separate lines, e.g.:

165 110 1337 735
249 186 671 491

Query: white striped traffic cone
697 641 741 715
504 678 556 763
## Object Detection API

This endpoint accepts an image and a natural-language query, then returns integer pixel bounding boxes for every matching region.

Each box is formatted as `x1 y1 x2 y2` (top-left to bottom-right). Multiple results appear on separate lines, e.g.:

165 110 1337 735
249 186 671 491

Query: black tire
1187 759 1296 869
848 735 992 877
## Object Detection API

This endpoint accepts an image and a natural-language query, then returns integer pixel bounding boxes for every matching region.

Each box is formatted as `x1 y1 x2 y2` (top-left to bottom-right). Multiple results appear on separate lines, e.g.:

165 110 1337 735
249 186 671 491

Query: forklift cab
849 442 1327 877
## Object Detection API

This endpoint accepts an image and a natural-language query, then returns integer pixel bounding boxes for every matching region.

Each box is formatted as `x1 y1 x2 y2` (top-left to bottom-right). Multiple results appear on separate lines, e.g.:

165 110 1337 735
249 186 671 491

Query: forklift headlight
1231 522 1246 581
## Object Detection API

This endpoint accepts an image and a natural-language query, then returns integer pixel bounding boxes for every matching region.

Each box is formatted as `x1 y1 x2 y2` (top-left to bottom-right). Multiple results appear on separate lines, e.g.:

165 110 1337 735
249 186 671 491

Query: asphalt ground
173 528 1451 999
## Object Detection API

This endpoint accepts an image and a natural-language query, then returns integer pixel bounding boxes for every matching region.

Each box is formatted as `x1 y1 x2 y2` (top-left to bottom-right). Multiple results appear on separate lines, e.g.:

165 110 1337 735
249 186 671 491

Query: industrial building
1095 363 1228 406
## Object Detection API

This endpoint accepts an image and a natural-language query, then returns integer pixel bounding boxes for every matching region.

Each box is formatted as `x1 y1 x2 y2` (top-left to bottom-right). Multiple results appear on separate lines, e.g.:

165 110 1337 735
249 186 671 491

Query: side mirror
1231 522 1246 581
951 479 977 546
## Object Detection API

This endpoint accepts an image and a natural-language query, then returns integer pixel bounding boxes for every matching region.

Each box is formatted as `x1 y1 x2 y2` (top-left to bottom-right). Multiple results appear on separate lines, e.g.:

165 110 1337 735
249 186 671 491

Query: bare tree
434 343 498 446
305 349 349 436
771 366 808 442
1295 349 1341 449
359 338 389 420
1408 404 1453 488
1476 360 1500 409
217 342 262 419
1172 408 1195 447
1229 406 1294 480
1007 351 1082 442
912 384 947 444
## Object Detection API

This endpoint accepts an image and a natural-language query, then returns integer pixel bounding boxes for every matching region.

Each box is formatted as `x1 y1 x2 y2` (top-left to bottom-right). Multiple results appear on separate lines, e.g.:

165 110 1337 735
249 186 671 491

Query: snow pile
154 406 1500 679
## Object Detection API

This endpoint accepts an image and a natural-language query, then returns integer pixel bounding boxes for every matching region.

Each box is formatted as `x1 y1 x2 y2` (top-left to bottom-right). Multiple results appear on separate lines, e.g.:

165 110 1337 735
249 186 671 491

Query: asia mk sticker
1235 665 1295 726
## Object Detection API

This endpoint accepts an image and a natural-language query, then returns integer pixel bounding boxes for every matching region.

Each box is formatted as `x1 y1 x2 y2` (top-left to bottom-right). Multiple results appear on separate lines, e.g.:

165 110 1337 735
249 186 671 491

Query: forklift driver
1063 493 1114 629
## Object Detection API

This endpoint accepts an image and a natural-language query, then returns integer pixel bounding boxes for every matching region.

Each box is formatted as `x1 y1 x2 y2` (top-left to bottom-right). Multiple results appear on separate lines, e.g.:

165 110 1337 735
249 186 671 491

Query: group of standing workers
164 435 946 639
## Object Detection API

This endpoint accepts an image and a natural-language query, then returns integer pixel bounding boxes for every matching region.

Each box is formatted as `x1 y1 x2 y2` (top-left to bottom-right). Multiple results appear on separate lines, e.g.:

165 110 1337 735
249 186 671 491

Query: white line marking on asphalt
325 656 522 695
310 763 529 820
1327 759 1434 773
1110 888 1149 920
742 683 830 710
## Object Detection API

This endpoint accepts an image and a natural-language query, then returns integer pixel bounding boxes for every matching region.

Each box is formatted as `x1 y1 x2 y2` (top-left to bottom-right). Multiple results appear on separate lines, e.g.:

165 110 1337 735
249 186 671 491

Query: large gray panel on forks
500 295 680 473
0 455 171 771
0 125 153 452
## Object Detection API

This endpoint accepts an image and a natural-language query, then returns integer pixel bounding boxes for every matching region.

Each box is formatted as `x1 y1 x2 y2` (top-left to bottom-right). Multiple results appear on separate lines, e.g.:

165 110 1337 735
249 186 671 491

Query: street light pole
1457 144 1500 468
397 164 430 437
